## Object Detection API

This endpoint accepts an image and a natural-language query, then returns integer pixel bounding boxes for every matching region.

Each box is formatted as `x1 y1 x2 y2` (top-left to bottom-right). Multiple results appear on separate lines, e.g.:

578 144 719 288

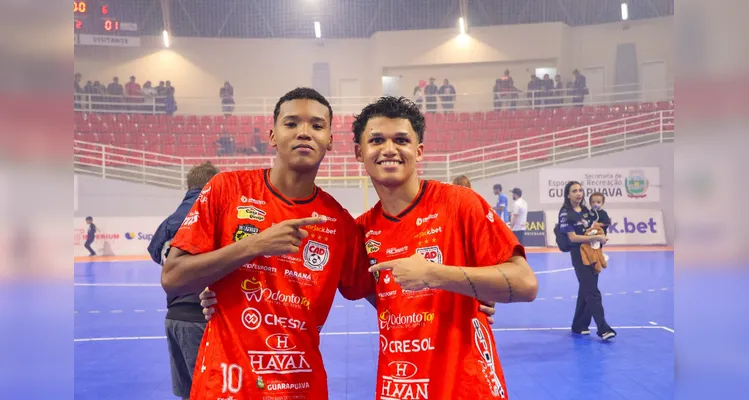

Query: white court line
74 283 161 287
535 267 574 275
660 326 675 333
73 325 668 342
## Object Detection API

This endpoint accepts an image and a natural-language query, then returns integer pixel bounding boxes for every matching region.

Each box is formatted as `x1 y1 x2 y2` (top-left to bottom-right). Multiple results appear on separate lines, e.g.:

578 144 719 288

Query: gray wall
75 143 673 243
75 174 187 218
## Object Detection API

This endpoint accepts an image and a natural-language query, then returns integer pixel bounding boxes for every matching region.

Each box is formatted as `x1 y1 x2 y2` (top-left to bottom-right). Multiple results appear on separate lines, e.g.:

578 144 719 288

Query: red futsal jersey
170 169 372 400
356 180 524 400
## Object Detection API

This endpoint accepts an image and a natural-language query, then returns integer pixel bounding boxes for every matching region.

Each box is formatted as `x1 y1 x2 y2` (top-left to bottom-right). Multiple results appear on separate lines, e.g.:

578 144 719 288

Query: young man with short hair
354 96 538 399
162 88 375 400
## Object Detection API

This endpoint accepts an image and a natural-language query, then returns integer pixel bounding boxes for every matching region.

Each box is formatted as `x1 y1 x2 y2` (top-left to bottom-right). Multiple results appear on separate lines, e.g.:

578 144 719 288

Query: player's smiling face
355 116 423 187
270 99 333 172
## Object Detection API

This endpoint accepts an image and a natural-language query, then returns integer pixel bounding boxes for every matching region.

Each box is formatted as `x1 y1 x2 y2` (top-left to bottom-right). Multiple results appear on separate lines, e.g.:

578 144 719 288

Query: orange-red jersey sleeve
170 173 229 255
459 190 526 267
337 220 376 300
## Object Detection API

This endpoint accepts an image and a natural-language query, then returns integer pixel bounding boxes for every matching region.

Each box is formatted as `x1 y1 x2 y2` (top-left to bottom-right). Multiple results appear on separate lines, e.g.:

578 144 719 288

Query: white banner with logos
544 209 667 246
538 167 660 203
73 217 163 257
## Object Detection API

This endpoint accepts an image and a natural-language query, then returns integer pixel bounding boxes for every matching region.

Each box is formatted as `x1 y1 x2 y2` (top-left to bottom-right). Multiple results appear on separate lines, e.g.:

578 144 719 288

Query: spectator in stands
493 184 509 223
554 74 564 106
572 69 587 106
74 73 83 94
527 75 541 108
542 74 555 106
142 81 156 111
74 73 84 111
424 77 439 113
164 81 177 116
147 161 220 400
452 175 471 188
496 69 516 110
125 76 143 111
438 78 456 112
412 83 425 111
107 77 124 110
509 188 528 244
216 135 236 156
220 81 235 116
156 81 167 113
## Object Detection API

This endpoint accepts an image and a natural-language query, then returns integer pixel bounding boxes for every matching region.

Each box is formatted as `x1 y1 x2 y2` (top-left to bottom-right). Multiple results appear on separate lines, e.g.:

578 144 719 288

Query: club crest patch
303 240 329 271
416 246 443 264
233 224 260 242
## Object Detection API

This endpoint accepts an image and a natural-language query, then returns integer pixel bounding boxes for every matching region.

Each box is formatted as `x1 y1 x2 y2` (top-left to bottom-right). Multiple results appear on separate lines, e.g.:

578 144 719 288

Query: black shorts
165 319 206 398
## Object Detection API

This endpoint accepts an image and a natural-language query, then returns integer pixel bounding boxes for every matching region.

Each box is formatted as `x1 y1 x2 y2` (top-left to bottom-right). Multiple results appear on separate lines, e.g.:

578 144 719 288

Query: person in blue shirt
557 181 616 341
493 184 509 223
147 161 220 400
84 216 97 256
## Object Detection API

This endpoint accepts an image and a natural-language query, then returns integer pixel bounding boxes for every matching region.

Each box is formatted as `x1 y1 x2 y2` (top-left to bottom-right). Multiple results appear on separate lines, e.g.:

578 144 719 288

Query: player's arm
164 217 326 296
427 254 536 304
431 193 536 304
369 193 537 304
337 221 377 303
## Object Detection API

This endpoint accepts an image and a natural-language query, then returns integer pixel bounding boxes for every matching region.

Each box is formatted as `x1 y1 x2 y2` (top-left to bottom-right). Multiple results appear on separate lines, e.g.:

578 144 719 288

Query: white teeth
380 161 401 165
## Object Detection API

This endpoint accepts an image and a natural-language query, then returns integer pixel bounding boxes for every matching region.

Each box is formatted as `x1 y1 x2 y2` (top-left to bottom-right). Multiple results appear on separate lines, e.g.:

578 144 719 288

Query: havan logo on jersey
237 206 266 221
415 245 443 264
248 333 312 377
381 361 429 400
241 278 311 309
302 240 329 272
378 309 435 331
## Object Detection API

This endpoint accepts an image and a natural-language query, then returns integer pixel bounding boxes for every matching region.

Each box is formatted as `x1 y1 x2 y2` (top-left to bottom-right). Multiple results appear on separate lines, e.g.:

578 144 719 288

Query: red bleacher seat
73 101 674 160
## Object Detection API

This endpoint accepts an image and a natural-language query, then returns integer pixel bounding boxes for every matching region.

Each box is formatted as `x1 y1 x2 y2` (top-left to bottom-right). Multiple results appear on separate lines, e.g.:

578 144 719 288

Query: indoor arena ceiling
130 0 674 39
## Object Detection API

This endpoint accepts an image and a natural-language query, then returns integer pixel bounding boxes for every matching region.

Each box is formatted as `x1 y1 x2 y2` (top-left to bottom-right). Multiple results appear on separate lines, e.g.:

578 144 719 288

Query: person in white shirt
509 188 528 244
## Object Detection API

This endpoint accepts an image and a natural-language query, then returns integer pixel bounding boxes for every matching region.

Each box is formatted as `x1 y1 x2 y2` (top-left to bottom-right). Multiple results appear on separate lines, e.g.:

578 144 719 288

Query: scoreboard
74 1 141 47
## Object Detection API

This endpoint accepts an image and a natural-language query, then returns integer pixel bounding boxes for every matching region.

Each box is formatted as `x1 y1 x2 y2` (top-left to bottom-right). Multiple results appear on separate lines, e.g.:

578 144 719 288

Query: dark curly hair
273 87 333 125
351 96 426 144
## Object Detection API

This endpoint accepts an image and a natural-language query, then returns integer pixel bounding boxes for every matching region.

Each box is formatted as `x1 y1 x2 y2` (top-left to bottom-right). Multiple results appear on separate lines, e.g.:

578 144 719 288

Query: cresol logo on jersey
241 279 311 309
378 309 435 331
241 307 307 331
543 209 667 246
380 335 435 354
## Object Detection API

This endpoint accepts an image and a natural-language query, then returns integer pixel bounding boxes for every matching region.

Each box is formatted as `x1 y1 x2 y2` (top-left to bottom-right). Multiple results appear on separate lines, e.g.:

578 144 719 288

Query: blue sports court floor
74 249 674 400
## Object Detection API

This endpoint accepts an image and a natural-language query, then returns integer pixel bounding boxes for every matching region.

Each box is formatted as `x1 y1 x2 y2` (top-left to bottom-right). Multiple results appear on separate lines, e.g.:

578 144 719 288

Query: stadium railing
73 85 673 116
74 108 674 206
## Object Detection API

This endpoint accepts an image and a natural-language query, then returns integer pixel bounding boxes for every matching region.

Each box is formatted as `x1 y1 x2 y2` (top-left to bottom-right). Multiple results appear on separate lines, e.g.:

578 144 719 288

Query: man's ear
415 142 424 163
269 128 277 148
355 143 363 163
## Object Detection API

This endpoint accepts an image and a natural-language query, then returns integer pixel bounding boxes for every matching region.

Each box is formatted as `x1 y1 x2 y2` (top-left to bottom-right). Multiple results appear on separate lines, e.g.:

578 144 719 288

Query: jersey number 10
220 363 242 394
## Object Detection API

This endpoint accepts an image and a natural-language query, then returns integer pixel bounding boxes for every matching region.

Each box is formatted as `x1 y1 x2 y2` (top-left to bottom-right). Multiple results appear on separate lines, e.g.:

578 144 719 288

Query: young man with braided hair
357 96 538 399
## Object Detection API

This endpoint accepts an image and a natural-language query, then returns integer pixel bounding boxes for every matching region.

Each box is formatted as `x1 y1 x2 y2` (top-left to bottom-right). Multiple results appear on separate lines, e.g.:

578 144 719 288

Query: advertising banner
73 217 163 257
539 167 660 203
543 209 667 246
518 211 547 247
